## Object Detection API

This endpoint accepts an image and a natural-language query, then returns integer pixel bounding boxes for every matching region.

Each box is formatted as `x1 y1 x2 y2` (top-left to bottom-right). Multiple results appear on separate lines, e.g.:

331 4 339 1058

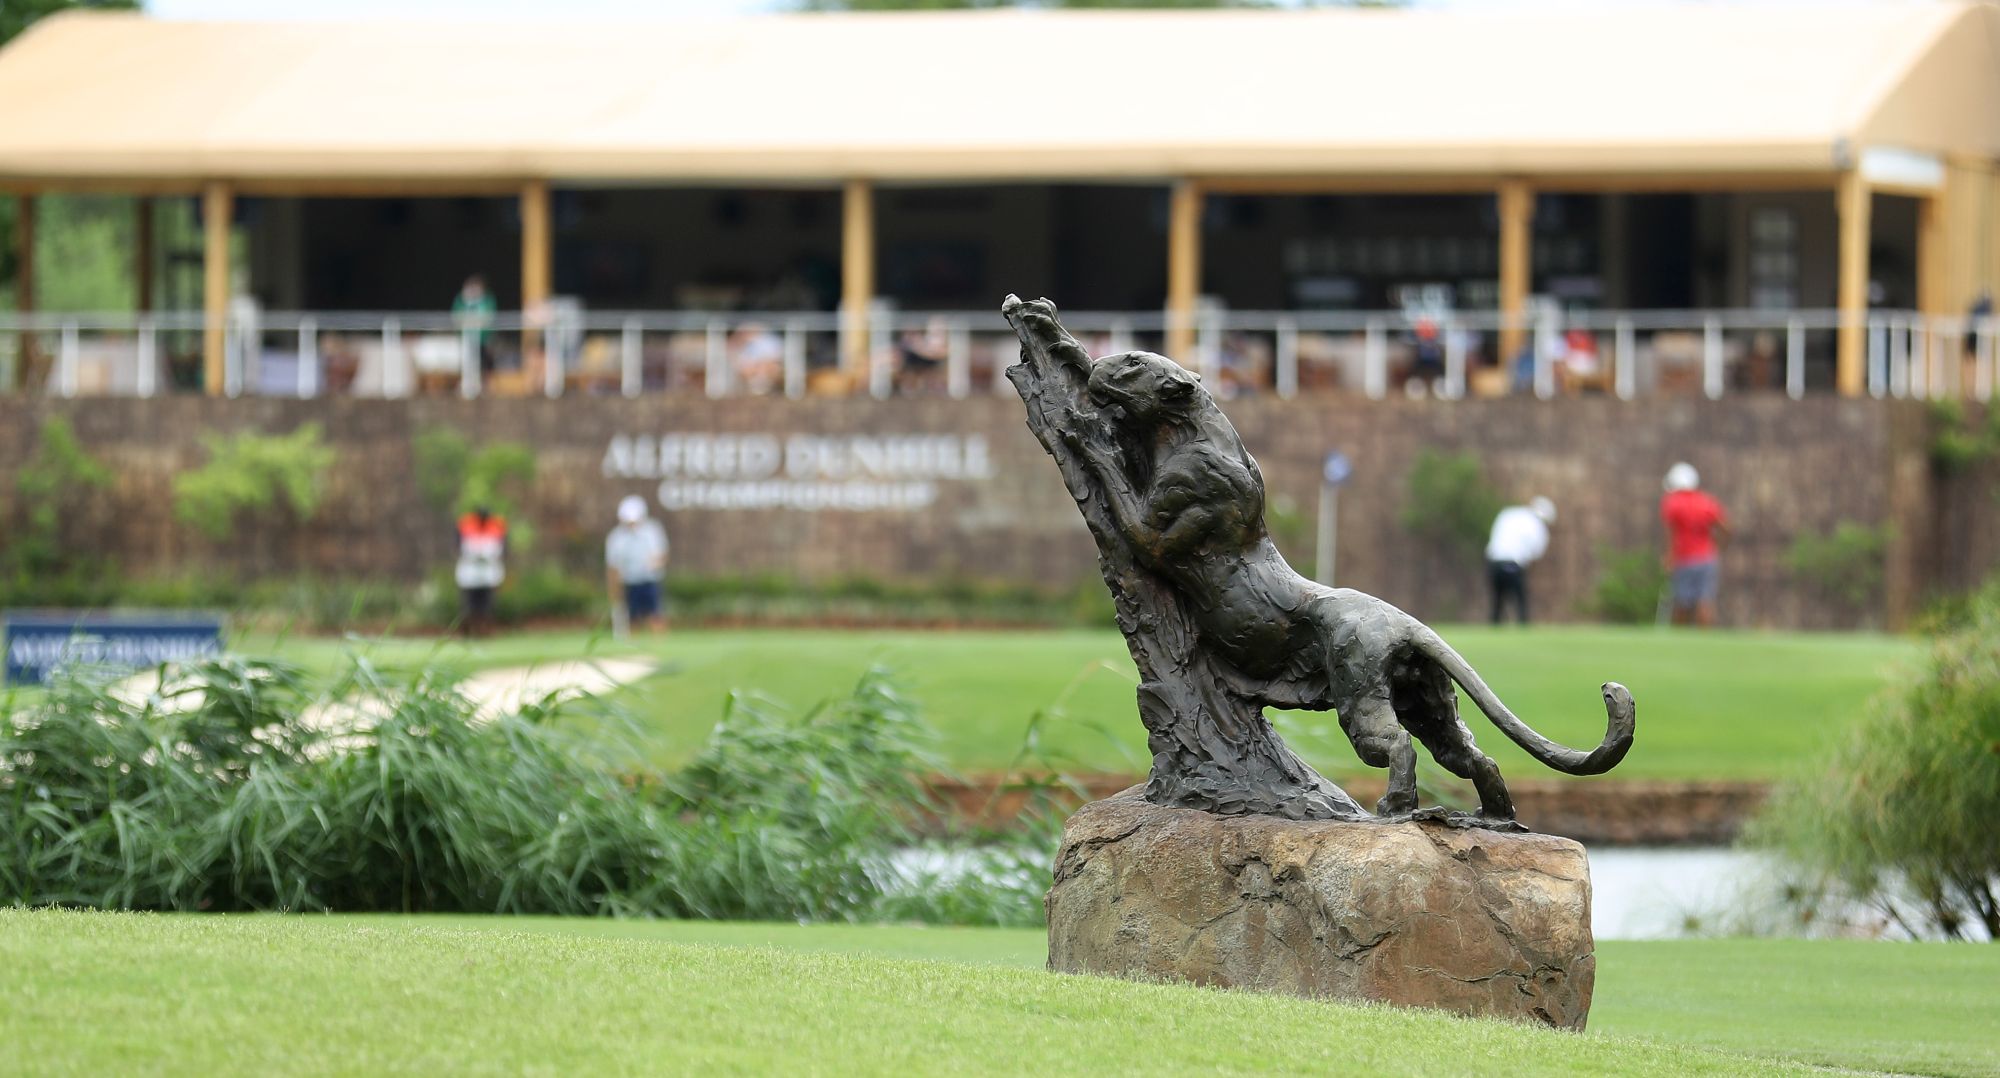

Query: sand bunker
109 656 658 746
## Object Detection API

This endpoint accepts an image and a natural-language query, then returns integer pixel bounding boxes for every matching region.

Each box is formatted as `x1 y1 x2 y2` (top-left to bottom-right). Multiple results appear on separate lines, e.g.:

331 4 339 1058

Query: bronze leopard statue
1006 295 1633 821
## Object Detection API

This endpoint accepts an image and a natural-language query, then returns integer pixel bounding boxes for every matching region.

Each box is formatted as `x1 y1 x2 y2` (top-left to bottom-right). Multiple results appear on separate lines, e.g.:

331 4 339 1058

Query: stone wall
0 394 1983 629
1923 417 2000 604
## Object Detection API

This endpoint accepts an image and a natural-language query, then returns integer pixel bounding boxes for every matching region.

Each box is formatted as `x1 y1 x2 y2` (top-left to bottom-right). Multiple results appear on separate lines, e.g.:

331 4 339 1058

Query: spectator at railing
1740 332 1779 392
411 335 464 396
895 317 950 396
571 335 623 395
1209 332 1250 400
729 322 783 395
1508 338 1538 395
1965 292 1992 374
1559 329 1606 394
451 275 496 372
1408 319 1445 397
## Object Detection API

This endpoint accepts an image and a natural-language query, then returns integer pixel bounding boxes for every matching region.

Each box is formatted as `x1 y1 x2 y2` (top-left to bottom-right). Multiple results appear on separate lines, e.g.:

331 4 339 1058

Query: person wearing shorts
606 495 669 635
1661 462 1728 627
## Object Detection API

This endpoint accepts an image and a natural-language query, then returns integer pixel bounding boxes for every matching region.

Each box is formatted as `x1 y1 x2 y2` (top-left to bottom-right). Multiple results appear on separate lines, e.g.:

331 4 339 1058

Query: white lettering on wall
604 432 993 512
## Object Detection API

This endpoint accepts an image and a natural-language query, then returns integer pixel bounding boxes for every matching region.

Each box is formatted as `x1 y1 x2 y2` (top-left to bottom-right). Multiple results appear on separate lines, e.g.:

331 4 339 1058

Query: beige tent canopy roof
0 3 1994 185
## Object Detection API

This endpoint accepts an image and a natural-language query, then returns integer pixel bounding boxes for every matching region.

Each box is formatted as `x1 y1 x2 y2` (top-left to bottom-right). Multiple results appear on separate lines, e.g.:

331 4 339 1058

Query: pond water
892 844 1787 941
1586 846 1767 940
901 839 1994 939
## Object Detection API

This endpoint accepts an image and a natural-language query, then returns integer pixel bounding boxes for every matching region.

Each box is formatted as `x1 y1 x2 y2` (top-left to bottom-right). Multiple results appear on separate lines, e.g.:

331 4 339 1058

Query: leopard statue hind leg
1387 650 1518 822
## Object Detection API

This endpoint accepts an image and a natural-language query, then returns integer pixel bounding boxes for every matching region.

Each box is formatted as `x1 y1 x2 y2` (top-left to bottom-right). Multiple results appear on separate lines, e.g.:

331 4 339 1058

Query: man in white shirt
606 495 670 635
1484 496 1555 625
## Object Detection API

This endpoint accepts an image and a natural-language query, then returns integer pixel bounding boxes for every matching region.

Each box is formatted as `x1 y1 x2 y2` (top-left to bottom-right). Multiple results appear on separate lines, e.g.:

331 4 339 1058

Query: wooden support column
202 181 232 396
1917 188 1948 319
1989 165 2000 302
1917 187 1950 395
14 195 33 314
840 179 875 376
1166 179 1203 362
520 180 551 312
520 179 553 386
1940 156 1990 319
135 197 155 312
1835 171 1871 397
1497 180 1534 363
12 195 32 391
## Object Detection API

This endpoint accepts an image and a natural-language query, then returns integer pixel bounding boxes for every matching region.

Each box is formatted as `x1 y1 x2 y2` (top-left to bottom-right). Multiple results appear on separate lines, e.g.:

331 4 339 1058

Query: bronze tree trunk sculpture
1005 297 1367 819
1003 295 1635 825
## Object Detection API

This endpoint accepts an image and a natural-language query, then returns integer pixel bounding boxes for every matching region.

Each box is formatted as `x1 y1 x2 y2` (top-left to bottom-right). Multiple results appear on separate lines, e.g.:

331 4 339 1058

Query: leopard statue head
1086 351 1207 423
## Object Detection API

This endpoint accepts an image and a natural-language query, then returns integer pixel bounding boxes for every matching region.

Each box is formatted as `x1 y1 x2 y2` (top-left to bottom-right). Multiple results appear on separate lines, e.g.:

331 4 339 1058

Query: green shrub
1 417 111 588
8 564 1115 633
0 659 1035 923
1400 449 1502 563
2 568 247 617
462 443 536 518
242 577 423 632
1068 581 1117 628
664 674 943 920
411 426 473 513
656 573 1106 628
412 426 538 548
1914 585 1992 638
493 564 602 625
0 567 119 610
1927 400 2000 476
1586 545 1667 624
1747 579 2000 940
1785 522 1890 614
114 574 244 609
172 424 336 540
1264 493 1315 575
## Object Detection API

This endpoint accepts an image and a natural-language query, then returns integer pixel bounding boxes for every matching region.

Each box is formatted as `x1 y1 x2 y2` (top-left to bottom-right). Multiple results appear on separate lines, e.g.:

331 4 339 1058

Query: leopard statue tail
1412 628 1635 776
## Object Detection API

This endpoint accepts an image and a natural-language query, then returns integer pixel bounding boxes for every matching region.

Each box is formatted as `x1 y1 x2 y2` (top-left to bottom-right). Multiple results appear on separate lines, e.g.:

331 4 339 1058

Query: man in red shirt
1660 462 1728 627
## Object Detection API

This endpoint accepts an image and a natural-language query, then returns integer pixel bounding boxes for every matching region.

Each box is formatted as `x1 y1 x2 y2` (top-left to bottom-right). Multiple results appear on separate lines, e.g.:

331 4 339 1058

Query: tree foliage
1749 579 2000 940
0 0 135 47
0 1 139 292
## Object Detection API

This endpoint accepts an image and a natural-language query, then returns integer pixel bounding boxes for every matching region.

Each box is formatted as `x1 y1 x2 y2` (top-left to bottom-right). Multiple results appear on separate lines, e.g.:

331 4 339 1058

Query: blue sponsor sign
2 611 224 686
1322 451 1353 487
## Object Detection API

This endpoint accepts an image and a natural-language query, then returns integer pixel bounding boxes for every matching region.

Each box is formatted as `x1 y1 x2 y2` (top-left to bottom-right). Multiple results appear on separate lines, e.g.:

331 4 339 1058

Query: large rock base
1046 788 1595 1029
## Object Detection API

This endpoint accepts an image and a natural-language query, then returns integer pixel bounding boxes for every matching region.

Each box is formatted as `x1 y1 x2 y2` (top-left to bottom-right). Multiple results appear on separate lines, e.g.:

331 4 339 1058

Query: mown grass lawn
245 625 1914 781
408 916 2000 1077
17 911 1997 1076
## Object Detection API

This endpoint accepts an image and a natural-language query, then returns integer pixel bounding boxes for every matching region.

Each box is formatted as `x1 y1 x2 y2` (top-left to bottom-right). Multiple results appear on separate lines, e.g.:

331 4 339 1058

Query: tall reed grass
1 656 1047 924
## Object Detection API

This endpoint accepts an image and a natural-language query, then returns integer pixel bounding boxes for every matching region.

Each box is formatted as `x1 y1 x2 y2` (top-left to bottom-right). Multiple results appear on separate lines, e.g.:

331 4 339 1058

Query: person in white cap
1661 462 1728 627
605 495 670 636
1484 496 1557 625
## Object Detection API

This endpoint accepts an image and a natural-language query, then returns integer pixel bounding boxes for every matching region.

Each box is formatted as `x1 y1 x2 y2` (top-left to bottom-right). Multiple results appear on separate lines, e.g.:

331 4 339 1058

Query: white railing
0 307 1991 403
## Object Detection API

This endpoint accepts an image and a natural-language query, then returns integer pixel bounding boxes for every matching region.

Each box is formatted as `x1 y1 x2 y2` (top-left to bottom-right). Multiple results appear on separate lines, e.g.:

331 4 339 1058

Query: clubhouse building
0 3 1996 399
